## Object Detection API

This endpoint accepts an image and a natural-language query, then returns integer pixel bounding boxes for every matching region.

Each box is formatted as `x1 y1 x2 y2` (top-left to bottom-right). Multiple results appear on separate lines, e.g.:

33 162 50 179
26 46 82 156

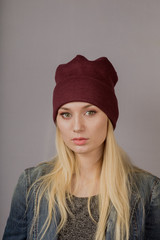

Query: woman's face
56 102 108 157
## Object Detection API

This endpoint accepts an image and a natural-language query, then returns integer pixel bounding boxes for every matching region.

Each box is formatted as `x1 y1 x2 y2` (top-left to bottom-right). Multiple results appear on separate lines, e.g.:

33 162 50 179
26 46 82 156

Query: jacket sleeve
3 171 28 240
145 178 160 239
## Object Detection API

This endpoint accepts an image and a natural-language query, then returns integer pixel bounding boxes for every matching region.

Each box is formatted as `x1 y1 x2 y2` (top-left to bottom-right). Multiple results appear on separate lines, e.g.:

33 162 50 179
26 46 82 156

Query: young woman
3 55 160 240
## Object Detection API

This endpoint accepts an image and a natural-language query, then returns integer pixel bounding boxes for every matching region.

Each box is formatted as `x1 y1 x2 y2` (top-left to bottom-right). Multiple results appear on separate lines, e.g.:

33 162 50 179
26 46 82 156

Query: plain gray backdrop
1 0 160 238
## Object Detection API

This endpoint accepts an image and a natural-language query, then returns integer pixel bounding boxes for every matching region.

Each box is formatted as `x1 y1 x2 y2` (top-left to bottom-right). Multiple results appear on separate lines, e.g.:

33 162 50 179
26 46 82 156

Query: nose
73 115 85 133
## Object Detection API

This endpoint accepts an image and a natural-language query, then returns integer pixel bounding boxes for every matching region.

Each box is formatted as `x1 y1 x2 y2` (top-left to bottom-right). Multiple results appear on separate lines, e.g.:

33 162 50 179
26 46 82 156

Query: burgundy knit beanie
53 55 119 129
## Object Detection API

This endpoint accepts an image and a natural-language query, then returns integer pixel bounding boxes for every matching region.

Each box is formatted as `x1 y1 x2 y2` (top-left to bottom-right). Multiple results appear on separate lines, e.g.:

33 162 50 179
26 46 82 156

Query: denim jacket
3 161 160 240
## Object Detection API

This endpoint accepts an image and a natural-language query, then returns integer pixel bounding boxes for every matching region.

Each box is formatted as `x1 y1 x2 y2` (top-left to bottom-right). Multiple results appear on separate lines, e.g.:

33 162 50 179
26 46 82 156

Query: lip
72 138 89 146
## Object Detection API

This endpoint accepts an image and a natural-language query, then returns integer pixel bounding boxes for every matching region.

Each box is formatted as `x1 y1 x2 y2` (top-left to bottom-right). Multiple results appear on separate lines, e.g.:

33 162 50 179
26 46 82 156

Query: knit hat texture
53 55 119 129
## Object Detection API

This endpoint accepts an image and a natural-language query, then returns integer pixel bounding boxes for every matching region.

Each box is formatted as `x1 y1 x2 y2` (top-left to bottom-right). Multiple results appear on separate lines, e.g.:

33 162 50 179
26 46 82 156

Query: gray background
1 0 160 237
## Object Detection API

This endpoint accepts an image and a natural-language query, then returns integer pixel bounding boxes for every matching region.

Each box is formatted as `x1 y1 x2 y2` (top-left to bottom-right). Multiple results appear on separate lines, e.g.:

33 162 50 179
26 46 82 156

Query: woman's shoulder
21 157 57 187
132 168 160 199
133 168 160 185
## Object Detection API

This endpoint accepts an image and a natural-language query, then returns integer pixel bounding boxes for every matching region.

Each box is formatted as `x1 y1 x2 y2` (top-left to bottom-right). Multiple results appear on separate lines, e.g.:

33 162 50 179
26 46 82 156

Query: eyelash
59 110 97 119
85 110 96 116
60 112 72 118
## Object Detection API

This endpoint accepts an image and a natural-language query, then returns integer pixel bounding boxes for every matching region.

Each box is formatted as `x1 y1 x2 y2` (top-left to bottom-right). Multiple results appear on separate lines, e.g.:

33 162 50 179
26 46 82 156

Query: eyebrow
59 104 94 111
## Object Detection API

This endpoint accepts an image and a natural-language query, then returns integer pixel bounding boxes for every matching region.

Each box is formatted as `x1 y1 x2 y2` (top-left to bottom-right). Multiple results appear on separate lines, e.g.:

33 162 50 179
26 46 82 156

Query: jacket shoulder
133 170 160 189
132 171 160 238
24 157 57 187
132 170 160 205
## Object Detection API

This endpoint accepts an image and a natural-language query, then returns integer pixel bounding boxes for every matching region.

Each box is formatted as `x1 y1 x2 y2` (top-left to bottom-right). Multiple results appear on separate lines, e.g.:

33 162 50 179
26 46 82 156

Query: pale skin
56 102 108 197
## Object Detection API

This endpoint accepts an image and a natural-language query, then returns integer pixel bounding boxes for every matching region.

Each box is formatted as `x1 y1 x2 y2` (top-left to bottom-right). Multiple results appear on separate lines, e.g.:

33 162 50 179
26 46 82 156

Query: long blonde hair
29 120 136 240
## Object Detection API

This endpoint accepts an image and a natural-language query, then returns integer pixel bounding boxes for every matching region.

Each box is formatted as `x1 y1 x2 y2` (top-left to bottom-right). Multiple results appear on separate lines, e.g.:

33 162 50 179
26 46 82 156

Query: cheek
58 129 74 150
57 125 72 144
59 128 69 140
57 119 70 136
93 121 107 143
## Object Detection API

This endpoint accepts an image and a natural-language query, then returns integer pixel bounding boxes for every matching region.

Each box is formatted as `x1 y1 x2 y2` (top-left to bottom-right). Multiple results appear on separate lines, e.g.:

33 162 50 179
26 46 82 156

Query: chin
67 145 90 154
74 147 94 155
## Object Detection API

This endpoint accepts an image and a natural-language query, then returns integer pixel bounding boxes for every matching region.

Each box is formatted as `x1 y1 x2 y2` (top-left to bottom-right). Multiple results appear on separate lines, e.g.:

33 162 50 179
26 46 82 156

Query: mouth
71 138 89 146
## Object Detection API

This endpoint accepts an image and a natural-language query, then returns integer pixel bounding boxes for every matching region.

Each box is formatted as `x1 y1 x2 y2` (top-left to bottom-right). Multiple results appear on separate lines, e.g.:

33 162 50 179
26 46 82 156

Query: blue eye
85 111 96 116
60 112 72 118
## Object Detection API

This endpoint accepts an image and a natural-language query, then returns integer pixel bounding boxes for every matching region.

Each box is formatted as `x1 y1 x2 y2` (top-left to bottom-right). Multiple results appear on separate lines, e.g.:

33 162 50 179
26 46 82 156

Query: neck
71 149 103 197
76 154 102 180
76 144 103 176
